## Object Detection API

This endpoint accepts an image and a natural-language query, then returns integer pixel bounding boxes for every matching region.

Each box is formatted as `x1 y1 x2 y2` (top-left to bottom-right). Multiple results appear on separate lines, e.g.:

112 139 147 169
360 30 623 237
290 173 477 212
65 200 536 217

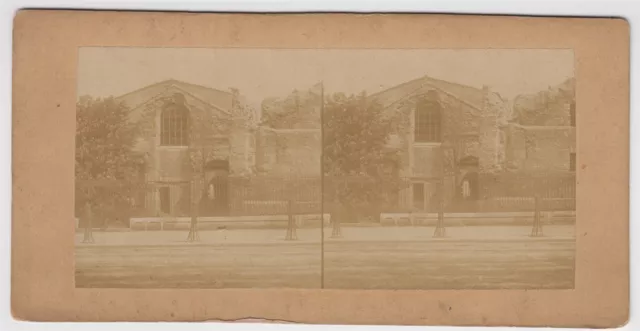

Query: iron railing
75 172 576 228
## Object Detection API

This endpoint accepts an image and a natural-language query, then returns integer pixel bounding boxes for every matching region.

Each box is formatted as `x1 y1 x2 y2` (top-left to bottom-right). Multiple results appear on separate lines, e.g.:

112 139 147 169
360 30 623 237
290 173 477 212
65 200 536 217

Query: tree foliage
75 96 144 224
261 87 321 129
322 92 403 221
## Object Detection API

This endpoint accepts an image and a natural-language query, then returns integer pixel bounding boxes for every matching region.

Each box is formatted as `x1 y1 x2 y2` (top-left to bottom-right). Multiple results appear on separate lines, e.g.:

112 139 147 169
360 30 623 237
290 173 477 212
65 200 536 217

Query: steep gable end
369 75 486 111
115 79 234 123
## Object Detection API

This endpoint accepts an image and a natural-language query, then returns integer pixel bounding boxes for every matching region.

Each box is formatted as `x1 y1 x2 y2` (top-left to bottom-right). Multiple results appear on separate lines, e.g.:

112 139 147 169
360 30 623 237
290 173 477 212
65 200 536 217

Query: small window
412 183 425 210
570 101 576 127
570 153 576 172
159 187 171 215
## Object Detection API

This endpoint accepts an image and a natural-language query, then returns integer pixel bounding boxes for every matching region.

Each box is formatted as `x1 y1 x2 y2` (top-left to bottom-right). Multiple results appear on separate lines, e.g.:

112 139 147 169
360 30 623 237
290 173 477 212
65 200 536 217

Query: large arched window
160 102 189 146
415 98 442 143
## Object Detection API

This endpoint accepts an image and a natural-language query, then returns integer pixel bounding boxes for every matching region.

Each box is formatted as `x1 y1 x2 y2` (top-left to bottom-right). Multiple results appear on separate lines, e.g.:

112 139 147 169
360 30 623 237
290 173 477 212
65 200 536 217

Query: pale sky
77 47 574 109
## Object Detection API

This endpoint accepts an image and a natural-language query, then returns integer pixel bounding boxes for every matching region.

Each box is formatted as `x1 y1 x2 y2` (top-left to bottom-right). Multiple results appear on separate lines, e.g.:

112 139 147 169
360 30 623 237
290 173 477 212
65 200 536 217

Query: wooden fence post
331 207 343 238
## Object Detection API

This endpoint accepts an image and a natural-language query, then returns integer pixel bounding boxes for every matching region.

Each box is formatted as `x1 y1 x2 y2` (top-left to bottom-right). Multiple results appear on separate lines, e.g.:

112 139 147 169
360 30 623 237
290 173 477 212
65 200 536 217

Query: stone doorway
199 160 230 216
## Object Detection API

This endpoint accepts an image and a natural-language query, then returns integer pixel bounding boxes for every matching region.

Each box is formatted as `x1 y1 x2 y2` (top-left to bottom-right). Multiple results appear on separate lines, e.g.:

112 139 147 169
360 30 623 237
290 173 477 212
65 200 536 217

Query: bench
130 218 172 231
380 213 432 226
380 211 574 226
129 213 331 231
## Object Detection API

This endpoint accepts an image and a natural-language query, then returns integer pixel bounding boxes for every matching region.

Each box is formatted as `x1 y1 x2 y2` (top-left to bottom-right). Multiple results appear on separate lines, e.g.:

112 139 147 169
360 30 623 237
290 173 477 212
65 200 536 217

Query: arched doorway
460 171 479 201
457 156 480 201
200 160 230 216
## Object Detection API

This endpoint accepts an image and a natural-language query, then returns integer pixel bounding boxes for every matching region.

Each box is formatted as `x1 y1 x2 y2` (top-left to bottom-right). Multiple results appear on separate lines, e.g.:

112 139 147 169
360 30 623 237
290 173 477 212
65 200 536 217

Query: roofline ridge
381 80 484 112
422 75 485 93
114 78 176 101
114 78 232 101
370 74 492 112
173 79 233 96
368 75 427 99
120 83 232 118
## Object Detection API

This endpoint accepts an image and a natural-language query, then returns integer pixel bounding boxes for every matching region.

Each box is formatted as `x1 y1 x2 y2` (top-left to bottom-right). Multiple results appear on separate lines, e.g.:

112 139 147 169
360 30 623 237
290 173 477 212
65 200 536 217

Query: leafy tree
75 96 144 227
322 92 402 223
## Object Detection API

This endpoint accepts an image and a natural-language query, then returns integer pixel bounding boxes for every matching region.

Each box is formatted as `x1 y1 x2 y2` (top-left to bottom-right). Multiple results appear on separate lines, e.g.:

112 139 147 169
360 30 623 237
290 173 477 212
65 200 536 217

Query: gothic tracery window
160 101 189 146
415 98 442 143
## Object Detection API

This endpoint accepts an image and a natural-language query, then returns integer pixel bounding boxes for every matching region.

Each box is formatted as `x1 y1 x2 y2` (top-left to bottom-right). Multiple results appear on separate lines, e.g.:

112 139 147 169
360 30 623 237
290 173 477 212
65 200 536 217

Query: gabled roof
369 75 487 111
115 79 234 122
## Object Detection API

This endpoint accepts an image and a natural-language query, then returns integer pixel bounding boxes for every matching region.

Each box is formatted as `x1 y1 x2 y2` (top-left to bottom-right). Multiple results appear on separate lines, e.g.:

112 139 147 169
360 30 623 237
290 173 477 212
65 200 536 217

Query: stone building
116 79 324 218
505 78 576 173
256 85 322 178
114 76 575 217
115 79 256 217
370 75 511 211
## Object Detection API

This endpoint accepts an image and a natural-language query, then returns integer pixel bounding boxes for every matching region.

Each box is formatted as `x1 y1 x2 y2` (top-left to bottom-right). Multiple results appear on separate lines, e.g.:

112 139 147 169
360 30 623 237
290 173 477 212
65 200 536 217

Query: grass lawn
76 239 574 289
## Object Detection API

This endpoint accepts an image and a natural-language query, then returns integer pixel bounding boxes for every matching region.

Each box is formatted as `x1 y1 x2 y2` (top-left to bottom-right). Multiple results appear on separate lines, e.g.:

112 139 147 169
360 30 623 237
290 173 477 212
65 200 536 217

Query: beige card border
11 10 629 327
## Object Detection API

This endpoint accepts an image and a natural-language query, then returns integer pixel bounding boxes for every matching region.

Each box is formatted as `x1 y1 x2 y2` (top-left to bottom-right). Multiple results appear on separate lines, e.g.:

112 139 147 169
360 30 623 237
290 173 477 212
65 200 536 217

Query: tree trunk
285 200 298 241
530 195 543 237
331 206 344 238
433 181 446 238
186 179 200 242
82 202 95 244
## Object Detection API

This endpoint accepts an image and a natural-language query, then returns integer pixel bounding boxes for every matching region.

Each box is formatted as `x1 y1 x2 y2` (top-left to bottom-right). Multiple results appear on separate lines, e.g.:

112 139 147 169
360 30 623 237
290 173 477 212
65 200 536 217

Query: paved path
76 225 575 247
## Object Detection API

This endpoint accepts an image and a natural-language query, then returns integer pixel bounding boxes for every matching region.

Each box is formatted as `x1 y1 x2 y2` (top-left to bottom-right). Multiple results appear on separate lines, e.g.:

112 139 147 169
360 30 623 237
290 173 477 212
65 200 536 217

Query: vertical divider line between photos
320 81 325 289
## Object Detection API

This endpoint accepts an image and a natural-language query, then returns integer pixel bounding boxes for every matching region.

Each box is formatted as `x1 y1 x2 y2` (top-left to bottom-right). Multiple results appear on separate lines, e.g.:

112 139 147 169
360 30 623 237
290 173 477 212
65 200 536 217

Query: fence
75 171 576 229
228 176 321 216
321 172 576 219
75 176 324 229
477 172 576 212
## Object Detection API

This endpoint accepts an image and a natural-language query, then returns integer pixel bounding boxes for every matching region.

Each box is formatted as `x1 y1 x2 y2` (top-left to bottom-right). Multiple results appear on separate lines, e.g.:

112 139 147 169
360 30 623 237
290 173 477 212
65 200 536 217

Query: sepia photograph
74 47 576 290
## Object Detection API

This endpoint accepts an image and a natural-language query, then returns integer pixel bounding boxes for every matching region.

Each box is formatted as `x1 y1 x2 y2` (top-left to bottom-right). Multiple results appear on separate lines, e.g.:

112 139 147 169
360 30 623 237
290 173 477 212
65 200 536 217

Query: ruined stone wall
504 78 576 174
523 127 576 172
255 127 277 174
255 127 321 177
513 78 575 126
504 124 576 173
476 87 510 173
261 88 321 130
505 124 527 171
228 118 251 177
257 86 321 178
